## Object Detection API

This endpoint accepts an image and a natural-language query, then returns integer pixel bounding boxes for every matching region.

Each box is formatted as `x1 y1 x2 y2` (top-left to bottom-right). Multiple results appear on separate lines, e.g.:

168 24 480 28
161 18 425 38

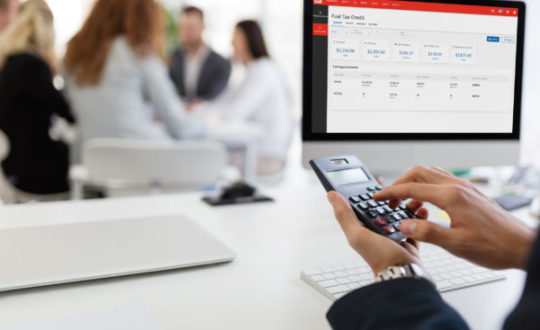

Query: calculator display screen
326 168 369 186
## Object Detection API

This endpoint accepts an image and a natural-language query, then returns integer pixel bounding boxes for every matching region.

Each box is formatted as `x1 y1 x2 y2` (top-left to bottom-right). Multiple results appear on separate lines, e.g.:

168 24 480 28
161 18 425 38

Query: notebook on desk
0 215 235 292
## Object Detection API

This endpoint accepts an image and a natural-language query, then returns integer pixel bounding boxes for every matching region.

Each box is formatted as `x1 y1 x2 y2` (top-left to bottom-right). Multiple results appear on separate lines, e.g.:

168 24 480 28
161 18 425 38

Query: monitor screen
304 0 525 140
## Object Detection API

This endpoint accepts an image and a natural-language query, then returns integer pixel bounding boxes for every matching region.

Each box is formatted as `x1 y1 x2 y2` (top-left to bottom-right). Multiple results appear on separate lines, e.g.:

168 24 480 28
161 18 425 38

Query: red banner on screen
313 23 329 36
312 0 519 17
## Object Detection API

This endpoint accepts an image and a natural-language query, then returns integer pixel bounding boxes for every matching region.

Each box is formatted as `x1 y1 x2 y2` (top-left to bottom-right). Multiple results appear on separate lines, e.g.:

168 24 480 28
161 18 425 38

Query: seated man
169 6 231 104
0 0 19 33
326 166 538 329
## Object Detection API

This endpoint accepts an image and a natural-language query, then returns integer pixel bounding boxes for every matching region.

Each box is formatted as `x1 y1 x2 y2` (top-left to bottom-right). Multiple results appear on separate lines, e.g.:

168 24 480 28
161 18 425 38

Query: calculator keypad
351 186 415 240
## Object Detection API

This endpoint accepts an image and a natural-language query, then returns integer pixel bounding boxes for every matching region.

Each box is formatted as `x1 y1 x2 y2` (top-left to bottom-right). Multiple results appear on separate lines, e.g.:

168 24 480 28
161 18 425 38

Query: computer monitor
302 0 526 173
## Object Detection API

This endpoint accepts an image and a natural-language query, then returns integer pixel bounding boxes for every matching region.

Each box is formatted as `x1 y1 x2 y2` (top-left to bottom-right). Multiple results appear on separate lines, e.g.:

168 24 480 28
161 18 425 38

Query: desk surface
0 172 533 330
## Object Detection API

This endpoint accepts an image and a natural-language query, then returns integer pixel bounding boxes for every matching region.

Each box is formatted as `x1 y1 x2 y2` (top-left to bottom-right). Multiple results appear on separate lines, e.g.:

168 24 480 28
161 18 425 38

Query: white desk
0 174 532 330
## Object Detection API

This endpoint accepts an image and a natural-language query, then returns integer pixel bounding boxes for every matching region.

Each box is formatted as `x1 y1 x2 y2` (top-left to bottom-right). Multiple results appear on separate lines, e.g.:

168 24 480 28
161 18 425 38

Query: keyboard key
328 285 350 294
360 194 371 201
336 277 350 285
323 273 337 279
319 280 338 288
383 225 396 234
335 271 348 277
375 217 388 226
368 211 378 218
312 275 324 282
349 196 361 203
437 280 453 290
358 202 369 210
399 211 409 219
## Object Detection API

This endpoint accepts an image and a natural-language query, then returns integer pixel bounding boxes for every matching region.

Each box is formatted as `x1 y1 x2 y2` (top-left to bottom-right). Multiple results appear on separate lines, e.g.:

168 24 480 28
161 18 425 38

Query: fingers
327 192 377 248
416 208 429 219
393 166 456 186
406 200 423 213
400 219 453 249
375 183 451 210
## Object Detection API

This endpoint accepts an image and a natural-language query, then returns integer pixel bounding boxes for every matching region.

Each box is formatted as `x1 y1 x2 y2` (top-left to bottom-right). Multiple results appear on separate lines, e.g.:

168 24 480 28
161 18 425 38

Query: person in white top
63 0 205 143
201 20 293 176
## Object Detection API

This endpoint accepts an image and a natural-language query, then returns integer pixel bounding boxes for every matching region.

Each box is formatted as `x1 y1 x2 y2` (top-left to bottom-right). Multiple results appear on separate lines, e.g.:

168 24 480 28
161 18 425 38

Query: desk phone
310 155 418 242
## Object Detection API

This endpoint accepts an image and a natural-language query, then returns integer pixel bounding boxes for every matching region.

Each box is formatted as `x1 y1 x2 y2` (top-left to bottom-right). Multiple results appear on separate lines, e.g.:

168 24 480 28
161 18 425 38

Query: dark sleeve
202 53 232 100
327 278 470 330
26 56 75 123
503 233 540 330
169 49 185 97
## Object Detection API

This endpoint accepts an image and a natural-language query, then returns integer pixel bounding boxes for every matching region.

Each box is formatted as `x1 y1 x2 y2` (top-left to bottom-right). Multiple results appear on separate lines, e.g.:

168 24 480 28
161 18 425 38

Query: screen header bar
313 0 519 17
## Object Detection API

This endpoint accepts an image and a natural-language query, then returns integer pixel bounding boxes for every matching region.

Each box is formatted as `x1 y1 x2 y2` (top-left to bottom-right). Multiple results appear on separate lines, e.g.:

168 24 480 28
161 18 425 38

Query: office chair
70 138 227 199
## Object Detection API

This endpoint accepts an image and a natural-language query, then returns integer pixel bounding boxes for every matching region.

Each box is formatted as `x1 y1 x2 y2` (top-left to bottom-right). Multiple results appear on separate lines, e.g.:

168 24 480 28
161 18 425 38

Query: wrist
375 263 436 288
513 227 536 270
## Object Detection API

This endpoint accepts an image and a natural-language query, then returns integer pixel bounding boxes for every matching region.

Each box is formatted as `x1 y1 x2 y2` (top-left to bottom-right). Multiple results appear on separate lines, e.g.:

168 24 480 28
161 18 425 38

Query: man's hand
374 166 536 270
327 191 428 275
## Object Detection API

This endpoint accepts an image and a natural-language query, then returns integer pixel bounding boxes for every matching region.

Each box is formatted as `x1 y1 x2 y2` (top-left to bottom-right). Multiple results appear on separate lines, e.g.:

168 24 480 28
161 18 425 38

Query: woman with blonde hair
64 0 205 143
0 0 75 194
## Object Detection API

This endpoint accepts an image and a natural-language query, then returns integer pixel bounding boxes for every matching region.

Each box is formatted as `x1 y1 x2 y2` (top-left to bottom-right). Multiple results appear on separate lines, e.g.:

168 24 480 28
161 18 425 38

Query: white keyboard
301 245 506 301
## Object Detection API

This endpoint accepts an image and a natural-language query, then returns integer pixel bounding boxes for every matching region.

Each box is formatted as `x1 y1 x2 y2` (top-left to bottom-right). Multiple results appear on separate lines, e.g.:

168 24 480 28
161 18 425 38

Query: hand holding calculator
310 155 419 242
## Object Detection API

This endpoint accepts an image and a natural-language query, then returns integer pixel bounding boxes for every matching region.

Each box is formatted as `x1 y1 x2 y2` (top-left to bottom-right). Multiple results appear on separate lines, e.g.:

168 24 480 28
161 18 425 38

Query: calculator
310 155 418 242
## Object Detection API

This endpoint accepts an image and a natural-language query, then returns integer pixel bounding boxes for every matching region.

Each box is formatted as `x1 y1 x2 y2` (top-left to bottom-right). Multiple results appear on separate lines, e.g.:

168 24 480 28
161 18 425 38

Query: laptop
0 215 235 292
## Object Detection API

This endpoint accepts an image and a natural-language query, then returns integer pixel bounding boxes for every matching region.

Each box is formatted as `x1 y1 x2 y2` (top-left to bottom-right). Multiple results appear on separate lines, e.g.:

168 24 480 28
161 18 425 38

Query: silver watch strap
376 263 436 288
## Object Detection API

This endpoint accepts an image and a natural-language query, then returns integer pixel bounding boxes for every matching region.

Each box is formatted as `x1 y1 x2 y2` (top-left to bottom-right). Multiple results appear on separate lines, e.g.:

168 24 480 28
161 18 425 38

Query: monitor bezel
302 0 526 141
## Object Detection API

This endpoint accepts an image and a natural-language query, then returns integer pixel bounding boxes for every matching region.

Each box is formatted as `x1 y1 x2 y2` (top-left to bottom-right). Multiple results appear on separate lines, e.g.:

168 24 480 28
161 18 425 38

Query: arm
139 55 205 140
328 279 469 330
28 57 75 124
326 192 470 330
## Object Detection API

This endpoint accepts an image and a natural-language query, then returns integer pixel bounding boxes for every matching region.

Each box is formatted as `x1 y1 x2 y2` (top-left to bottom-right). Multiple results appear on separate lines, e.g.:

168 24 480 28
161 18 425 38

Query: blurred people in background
0 0 75 194
0 0 19 33
64 0 205 144
169 6 231 104
200 20 292 176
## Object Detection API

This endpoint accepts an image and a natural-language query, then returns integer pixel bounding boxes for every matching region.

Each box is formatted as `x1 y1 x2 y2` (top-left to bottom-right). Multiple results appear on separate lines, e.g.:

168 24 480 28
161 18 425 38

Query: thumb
400 219 453 248
327 191 363 235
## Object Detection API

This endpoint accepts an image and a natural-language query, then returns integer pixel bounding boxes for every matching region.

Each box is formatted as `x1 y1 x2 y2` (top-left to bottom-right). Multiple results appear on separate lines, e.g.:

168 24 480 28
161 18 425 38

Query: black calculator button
392 213 402 221
399 211 409 219
358 202 369 210
383 225 396 234
383 205 393 213
360 194 370 201
367 200 378 208
394 223 402 231
375 217 388 226
367 187 377 192
377 201 386 206
375 186 383 191
350 196 361 203
399 205 407 210
367 192 375 198
385 215 395 223
368 210 378 218
376 207 386 215
406 210 416 218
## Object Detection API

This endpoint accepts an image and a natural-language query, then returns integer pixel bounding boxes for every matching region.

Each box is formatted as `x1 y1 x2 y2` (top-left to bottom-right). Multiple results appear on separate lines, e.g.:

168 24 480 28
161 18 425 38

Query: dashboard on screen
304 0 525 140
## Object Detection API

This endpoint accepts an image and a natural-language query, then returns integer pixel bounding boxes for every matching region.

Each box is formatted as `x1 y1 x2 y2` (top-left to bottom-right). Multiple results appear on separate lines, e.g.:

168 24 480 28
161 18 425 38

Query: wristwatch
375 263 436 288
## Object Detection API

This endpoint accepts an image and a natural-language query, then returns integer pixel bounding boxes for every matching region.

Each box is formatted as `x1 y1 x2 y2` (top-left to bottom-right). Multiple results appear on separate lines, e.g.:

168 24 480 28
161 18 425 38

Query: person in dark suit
0 0 75 194
325 166 538 329
169 6 231 104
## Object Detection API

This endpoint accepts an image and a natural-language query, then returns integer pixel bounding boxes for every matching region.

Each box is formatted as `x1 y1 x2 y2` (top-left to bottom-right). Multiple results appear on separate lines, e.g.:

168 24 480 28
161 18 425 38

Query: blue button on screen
487 36 500 42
